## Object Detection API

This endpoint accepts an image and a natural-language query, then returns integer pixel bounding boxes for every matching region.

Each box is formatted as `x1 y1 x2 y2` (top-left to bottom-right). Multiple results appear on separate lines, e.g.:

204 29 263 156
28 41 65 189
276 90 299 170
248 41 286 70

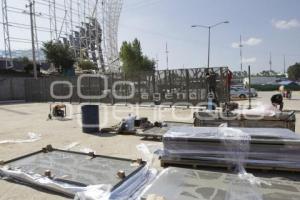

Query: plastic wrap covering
164 126 300 139
1 167 156 200
75 144 160 200
140 167 300 200
75 167 157 200
232 104 280 117
0 166 105 197
163 126 300 169
0 148 157 200
219 127 269 200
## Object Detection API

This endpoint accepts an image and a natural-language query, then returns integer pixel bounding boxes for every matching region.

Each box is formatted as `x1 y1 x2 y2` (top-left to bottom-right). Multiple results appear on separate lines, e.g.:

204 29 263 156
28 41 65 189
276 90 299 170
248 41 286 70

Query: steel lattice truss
1 0 123 72
102 0 123 72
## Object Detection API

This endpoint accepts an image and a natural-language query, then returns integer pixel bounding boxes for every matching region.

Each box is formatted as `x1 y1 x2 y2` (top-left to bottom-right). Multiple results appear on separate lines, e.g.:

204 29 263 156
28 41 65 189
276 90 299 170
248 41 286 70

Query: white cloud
272 19 300 30
231 42 240 48
242 57 257 63
231 37 262 48
243 38 262 46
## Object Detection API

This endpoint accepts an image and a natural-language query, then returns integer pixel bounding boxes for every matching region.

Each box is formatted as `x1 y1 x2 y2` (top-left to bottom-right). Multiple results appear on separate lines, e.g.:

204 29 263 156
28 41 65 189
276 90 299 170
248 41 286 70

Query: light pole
27 0 38 79
191 21 229 68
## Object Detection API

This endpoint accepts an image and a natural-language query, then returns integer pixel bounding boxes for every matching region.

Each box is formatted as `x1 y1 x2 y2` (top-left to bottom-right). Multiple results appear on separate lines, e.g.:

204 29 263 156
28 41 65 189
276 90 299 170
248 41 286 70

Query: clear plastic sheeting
157 126 298 200
218 127 268 200
141 167 300 200
136 143 163 167
0 167 154 200
0 148 153 200
74 167 157 200
232 104 280 117
0 166 92 198
162 126 300 170
75 144 160 200
219 127 251 172
74 185 112 200
164 126 300 140
0 132 41 144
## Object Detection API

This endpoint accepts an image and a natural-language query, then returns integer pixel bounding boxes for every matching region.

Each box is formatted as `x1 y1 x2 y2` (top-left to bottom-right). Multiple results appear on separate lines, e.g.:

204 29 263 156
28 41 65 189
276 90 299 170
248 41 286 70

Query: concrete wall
0 78 27 101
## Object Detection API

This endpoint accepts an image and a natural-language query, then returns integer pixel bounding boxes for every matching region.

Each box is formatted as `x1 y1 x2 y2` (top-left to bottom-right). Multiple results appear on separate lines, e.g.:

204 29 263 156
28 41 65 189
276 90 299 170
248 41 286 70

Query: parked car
230 86 258 98
230 88 249 99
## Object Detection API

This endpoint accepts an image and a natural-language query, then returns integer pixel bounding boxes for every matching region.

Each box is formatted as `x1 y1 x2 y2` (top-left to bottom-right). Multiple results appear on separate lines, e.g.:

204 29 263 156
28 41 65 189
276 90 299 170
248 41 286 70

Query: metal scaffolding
1 0 123 72
102 0 123 72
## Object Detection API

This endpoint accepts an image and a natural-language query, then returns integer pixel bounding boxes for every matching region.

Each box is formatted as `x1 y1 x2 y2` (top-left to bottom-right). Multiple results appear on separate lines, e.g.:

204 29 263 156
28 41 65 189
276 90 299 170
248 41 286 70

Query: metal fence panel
22 67 229 105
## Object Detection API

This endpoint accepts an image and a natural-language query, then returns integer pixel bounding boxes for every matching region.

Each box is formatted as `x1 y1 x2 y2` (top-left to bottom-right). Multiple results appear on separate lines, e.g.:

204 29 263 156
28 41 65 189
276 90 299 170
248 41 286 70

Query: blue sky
119 0 300 72
1 0 299 73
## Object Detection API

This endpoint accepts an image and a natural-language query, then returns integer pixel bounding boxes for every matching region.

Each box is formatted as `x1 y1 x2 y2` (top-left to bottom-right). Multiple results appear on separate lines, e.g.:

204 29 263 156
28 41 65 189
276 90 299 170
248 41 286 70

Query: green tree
42 41 75 73
288 63 300 81
119 38 155 77
78 60 98 71
13 57 40 74
24 63 41 74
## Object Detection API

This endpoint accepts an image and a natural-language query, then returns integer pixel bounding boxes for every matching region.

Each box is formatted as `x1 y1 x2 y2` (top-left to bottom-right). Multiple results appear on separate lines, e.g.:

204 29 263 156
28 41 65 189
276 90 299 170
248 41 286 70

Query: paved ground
0 91 300 199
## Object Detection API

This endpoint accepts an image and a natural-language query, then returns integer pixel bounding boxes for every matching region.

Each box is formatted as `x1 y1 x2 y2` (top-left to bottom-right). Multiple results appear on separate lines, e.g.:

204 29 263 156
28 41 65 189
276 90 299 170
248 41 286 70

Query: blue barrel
81 105 99 133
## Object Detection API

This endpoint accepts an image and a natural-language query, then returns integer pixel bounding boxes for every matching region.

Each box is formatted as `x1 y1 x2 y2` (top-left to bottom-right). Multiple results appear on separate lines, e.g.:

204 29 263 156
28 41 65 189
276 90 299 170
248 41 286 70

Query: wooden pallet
160 157 300 173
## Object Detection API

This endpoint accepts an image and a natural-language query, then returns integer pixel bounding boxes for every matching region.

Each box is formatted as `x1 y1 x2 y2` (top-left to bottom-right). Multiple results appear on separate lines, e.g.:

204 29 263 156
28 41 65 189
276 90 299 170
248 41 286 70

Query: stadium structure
1 0 123 72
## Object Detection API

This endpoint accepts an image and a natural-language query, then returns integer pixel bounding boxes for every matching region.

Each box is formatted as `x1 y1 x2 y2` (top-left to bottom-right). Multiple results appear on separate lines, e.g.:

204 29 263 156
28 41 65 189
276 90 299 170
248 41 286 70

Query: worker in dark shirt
271 94 283 111
205 70 219 108
206 71 218 96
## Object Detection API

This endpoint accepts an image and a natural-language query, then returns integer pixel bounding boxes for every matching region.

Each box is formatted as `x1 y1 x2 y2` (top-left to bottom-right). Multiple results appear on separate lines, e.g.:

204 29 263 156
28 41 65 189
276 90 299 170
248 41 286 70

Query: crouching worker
271 93 283 111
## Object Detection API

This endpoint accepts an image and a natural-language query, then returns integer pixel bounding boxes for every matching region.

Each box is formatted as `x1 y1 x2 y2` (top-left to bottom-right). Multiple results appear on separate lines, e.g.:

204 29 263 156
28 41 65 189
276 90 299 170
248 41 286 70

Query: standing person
206 70 219 108
271 93 284 111
279 85 285 97
206 71 217 98
286 89 292 99
227 69 233 100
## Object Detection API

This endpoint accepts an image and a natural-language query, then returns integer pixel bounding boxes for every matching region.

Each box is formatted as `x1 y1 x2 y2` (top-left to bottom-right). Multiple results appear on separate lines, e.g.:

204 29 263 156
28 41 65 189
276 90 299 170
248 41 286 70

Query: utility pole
27 0 38 79
269 52 272 72
155 54 159 71
165 42 169 70
53 0 58 39
207 26 211 68
248 65 252 109
283 55 286 74
239 35 243 73
239 35 243 83
33 1 40 63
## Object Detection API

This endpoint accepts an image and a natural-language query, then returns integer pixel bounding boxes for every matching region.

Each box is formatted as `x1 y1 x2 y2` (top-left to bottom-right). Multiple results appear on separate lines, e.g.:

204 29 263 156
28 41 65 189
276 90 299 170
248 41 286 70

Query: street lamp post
191 21 229 68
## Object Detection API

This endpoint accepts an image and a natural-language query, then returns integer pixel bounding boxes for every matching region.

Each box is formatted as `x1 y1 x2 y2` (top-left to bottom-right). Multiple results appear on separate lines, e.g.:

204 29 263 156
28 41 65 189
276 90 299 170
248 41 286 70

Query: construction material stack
161 126 300 171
